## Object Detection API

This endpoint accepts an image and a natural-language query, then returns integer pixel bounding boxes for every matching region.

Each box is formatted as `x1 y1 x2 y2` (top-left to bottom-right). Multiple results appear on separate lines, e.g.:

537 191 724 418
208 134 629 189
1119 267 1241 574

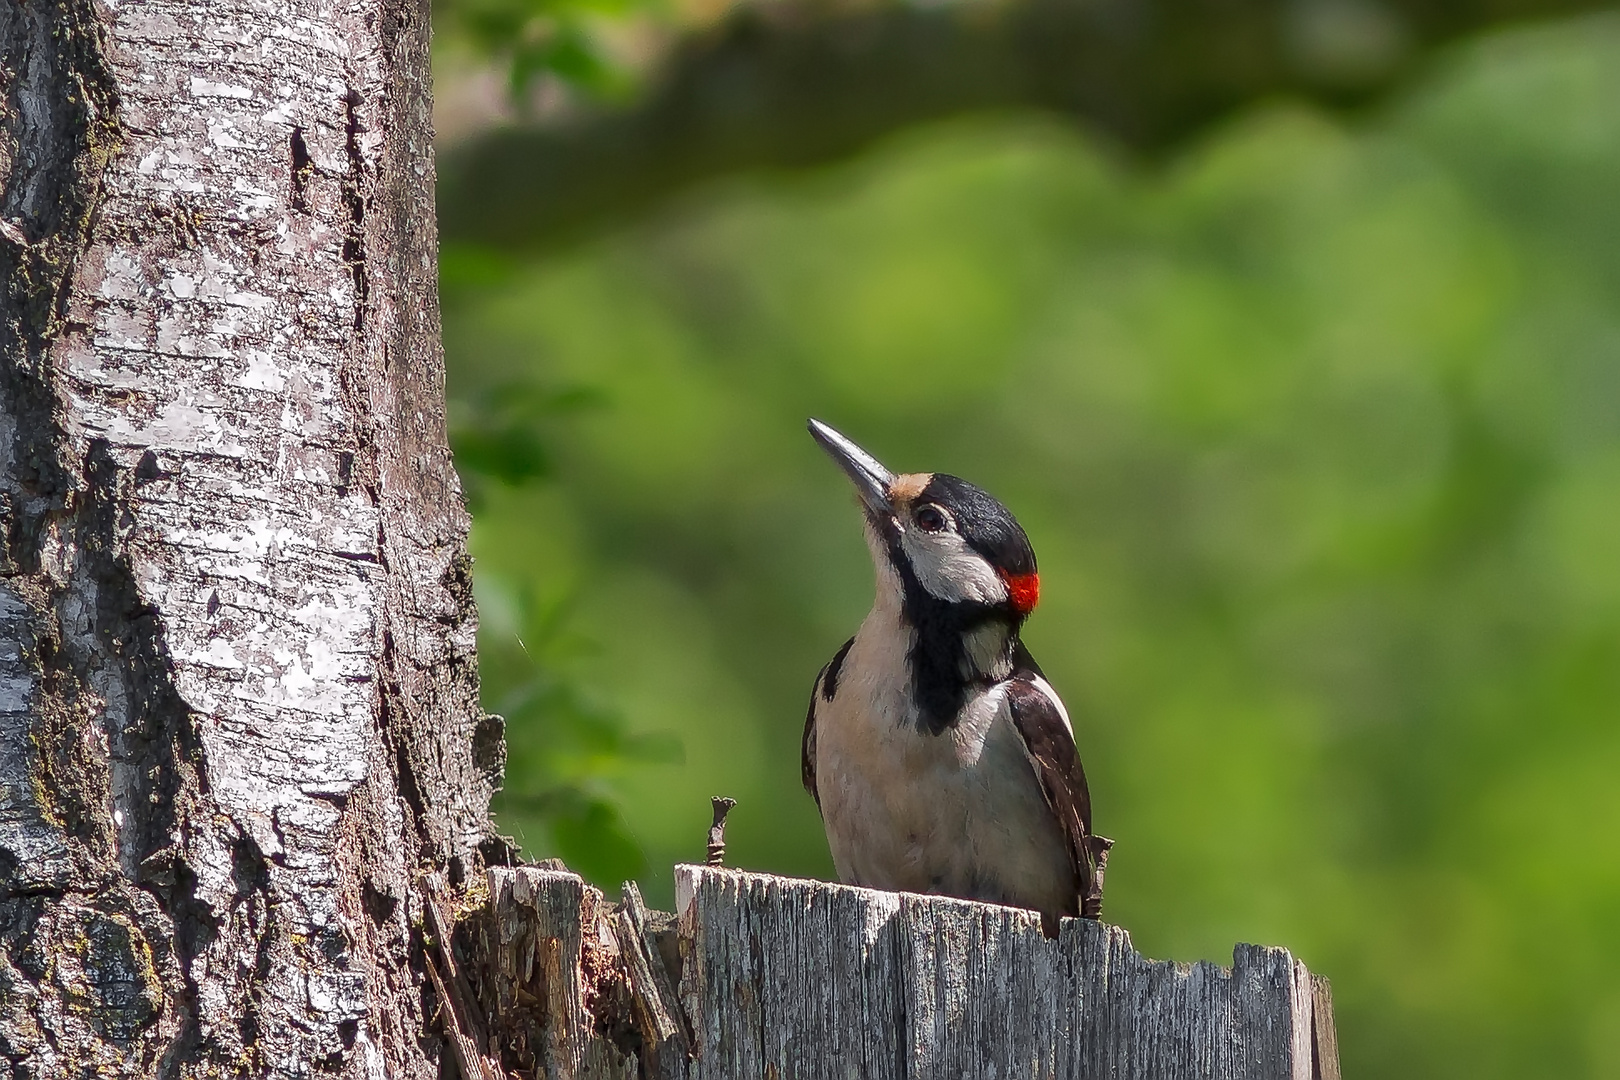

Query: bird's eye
914 505 948 533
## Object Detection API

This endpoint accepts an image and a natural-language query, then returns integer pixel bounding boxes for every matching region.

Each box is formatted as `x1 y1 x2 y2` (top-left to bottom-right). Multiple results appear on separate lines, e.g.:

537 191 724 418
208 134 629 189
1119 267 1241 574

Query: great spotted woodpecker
803 419 1111 931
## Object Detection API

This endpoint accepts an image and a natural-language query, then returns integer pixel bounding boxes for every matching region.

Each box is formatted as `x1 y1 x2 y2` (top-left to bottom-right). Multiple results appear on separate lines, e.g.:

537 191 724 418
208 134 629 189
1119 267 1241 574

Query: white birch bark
0 0 499 1076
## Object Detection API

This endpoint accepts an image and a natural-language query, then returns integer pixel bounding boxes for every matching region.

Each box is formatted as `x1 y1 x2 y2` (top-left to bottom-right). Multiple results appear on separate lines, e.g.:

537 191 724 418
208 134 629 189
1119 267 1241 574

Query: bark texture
0 0 499 1076
471 865 1340 1080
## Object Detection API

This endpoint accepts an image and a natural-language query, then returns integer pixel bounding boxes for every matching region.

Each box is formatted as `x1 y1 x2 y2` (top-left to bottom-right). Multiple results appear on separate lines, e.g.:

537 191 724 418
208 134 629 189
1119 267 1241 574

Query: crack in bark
76 441 226 1073
341 85 369 334
79 441 207 865
289 127 313 214
379 625 431 841
0 0 119 533
0 0 122 944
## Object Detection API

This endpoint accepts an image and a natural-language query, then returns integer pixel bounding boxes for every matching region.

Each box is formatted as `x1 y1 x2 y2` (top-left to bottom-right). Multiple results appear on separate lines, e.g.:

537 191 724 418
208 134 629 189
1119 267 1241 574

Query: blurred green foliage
473 579 683 883
432 0 663 106
449 378 607 507
434 3 605 100
442 16 1620 1080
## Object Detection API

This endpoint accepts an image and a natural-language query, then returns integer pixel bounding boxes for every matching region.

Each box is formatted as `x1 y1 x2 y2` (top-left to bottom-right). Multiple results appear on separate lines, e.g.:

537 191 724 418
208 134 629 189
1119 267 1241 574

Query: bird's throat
899 591 1019 736
872 537 1026 735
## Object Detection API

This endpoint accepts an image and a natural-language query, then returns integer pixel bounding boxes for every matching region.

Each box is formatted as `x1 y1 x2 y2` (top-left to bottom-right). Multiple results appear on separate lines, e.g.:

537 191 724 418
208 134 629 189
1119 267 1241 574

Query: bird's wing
803 637 855 811
1005 667 1112 919
801 692 820 810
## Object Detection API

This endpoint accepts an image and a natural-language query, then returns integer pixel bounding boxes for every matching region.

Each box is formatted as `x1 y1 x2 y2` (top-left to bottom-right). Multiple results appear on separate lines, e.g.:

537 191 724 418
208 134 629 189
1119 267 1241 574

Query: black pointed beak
808 419 894 521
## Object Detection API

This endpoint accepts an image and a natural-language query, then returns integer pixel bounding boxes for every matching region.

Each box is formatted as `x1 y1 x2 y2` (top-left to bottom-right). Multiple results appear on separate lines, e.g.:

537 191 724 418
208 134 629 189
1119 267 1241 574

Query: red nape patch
1003 572 1040 614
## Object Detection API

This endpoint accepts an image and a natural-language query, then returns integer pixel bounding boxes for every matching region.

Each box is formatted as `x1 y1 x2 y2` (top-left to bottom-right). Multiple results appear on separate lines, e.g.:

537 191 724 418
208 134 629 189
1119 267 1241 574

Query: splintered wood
477 865 1339 1080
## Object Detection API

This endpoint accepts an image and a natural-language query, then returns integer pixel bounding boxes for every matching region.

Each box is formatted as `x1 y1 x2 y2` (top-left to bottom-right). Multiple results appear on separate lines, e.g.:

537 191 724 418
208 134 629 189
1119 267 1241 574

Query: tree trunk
0 0 499 1076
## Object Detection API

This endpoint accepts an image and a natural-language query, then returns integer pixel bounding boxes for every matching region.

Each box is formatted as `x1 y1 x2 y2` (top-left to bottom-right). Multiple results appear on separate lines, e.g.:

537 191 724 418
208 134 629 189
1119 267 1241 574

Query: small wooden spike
1311 974 1343 1080
706 797 737 866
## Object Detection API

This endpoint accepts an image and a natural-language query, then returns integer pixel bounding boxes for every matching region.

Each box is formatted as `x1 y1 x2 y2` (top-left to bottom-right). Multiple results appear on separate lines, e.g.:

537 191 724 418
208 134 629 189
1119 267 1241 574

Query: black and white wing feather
1005 666 1112 919
802 637 854 812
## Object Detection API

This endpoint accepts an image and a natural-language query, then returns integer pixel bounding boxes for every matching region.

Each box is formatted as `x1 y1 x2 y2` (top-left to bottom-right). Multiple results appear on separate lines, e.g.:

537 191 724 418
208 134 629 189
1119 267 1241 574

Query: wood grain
481 864 1340 1080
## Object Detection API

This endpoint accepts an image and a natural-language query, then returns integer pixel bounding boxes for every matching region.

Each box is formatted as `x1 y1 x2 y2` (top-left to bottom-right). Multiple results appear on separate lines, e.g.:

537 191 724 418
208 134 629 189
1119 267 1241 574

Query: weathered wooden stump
442 865 1340 1080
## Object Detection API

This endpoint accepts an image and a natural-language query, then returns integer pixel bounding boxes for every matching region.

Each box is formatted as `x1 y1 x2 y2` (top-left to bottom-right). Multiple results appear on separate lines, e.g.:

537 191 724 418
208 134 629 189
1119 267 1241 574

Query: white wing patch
1029 674 1074 740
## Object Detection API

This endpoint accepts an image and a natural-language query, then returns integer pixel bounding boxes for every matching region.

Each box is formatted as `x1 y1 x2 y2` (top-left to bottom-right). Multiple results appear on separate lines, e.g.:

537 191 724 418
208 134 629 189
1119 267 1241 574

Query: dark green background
441 19 1620 1078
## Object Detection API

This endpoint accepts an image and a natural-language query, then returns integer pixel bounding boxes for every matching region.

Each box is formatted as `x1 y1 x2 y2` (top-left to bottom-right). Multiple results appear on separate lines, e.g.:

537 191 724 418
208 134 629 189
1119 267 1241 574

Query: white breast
813 601 1073 916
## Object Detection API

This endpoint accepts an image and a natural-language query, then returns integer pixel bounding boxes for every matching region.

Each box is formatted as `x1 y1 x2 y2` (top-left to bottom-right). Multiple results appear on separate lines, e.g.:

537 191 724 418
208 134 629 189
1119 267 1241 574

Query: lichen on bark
0 0 499 1076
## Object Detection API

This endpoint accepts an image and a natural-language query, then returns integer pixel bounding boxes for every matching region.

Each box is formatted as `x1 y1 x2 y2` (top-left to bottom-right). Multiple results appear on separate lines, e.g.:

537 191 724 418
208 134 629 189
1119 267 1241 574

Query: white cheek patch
900 529 1008 605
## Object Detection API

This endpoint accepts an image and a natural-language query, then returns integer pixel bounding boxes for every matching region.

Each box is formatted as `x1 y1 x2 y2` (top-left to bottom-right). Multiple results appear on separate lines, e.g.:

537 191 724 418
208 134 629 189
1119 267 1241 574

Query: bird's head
809 418 1039 621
